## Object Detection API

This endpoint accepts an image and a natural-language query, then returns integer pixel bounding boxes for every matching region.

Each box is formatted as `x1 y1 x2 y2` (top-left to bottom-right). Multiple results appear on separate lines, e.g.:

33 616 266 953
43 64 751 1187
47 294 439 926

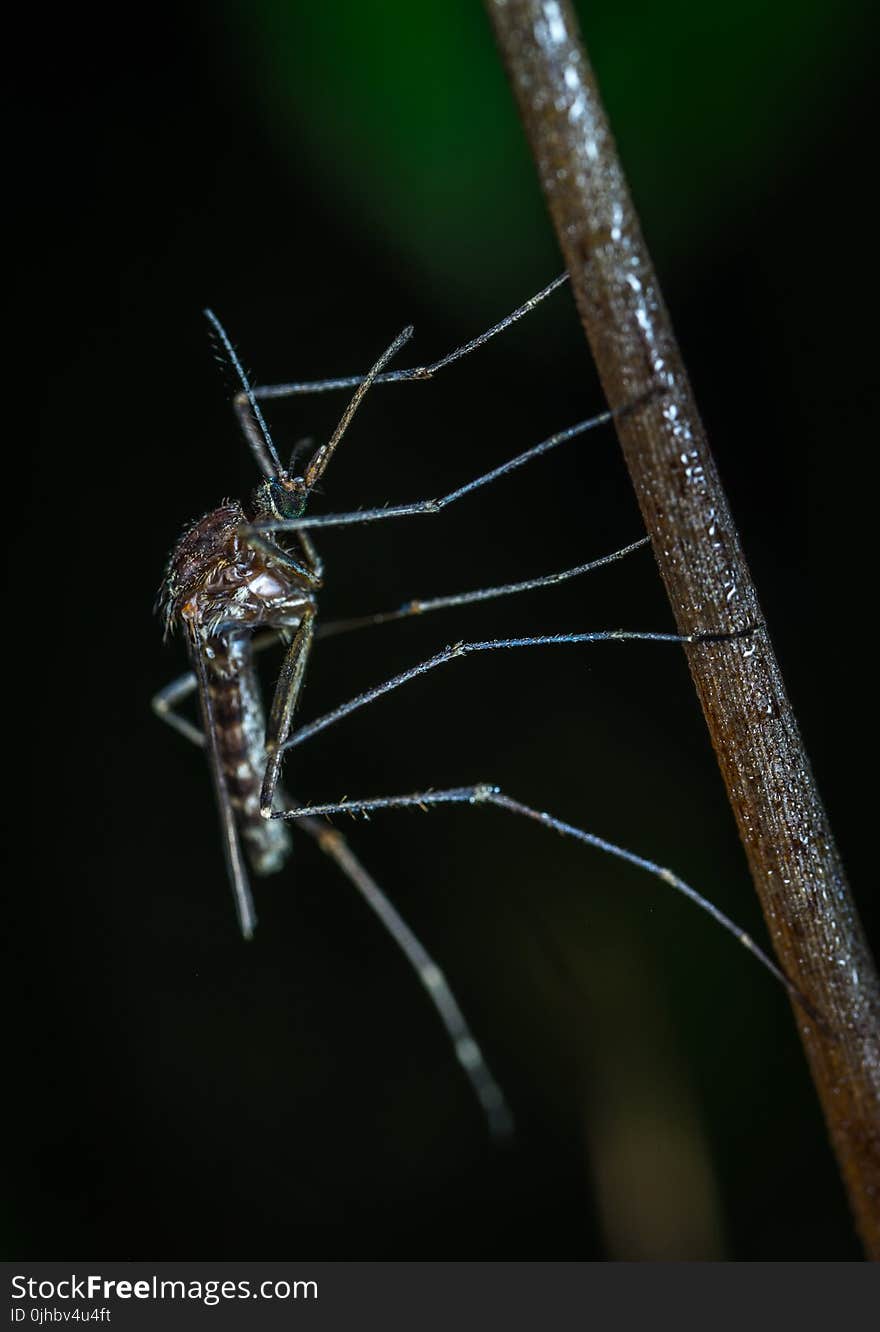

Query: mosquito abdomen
205 635 292 876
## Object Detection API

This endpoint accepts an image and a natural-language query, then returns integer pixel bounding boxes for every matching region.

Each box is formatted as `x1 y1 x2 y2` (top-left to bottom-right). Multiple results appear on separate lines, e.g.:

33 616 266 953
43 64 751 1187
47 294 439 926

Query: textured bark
485 0 880 1255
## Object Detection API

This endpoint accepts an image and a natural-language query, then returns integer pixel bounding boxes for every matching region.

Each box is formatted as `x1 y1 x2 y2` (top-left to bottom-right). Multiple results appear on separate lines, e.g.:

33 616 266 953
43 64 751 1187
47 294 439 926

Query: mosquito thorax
253 475 308 522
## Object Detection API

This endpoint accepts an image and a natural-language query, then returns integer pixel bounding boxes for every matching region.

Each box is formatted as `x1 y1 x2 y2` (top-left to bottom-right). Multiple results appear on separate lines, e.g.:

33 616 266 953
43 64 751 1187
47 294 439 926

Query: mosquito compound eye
268 477 306 520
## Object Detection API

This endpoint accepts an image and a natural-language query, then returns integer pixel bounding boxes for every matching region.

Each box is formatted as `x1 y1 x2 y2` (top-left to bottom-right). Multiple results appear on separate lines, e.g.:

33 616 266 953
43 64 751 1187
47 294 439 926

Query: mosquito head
253 470 309 522
250 433 333 521
205 308 412 515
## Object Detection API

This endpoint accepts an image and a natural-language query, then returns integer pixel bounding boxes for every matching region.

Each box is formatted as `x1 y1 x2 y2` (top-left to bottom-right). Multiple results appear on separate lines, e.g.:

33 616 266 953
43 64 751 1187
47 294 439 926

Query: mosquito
154 273 805 1139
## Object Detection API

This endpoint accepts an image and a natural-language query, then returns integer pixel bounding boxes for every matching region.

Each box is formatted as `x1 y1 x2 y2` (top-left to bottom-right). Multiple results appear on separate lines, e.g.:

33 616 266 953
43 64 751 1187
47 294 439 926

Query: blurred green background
14 0 877 1259
242 0 856 300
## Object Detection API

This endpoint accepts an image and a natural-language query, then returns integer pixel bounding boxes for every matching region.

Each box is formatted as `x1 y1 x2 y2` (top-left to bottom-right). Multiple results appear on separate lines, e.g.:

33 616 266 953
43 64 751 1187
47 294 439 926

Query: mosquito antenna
303 326 414 490
204 308 283 480
289 436 315 468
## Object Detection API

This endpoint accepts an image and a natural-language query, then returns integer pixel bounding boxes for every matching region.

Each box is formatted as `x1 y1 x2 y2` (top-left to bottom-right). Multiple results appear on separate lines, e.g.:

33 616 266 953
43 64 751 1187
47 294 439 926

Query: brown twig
484 0 880 1255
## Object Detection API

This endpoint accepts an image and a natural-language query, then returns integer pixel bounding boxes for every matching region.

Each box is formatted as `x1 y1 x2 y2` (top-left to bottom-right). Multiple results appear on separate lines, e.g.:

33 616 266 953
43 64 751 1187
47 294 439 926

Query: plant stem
484 0 880 1255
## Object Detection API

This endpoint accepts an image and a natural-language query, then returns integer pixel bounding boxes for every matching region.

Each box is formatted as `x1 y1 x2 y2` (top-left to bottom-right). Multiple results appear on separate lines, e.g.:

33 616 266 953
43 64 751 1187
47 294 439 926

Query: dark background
12 1 877 1259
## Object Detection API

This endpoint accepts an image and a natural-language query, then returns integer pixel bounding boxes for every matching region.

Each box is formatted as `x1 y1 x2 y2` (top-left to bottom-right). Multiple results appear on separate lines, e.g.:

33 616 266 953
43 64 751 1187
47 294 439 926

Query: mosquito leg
317 536 651 640
280 626 752 757
294 810 514 1140
245 273 570 406
277 785 819 1022
260 607 317 815
297 530 323 582
244 409 630 539
152 670 203 746
240 532 323 587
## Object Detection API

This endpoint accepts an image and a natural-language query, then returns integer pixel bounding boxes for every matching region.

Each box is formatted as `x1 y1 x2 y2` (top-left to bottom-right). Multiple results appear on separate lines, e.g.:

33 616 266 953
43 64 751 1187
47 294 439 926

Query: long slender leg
244 409 629 539
297 530 323 582
261 607 317 814
153 670 203 746
272 785 819 1022
317 536 650 640
245 273 569 407
295 812 514 1140
155 648 514 1137
277 627 751 760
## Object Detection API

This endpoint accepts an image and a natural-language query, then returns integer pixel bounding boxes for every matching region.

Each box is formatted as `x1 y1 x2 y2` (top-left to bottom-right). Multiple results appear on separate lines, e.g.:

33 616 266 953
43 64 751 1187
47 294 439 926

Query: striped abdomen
201 633 292 875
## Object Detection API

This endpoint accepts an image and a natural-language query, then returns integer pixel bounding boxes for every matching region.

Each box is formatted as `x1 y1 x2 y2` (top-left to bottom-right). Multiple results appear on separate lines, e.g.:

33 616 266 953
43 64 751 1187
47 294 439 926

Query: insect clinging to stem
154 272 810 1138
